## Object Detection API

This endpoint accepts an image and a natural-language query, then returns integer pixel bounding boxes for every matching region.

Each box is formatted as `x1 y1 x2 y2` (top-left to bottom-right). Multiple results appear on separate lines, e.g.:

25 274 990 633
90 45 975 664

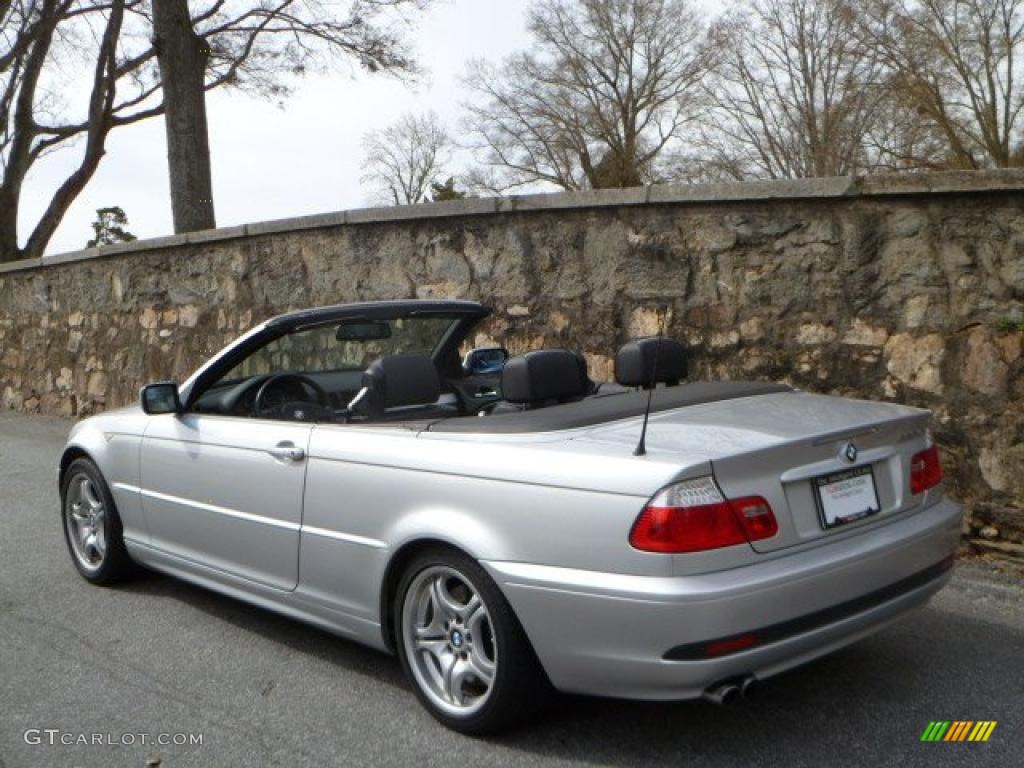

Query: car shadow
116 569 407 691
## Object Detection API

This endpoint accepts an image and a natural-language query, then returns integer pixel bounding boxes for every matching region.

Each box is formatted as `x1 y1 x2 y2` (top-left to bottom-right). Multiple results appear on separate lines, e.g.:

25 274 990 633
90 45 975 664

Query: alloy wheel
401 565 498 717
65 473 107 571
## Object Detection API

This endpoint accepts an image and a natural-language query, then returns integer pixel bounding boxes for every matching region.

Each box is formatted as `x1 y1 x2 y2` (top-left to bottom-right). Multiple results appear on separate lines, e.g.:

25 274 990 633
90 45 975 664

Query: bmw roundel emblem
451 630 464 648
843 442 858 463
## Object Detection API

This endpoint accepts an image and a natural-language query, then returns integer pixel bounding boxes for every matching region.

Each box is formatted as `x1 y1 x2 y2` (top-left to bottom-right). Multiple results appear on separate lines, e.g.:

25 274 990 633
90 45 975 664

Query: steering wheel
253 373 332 422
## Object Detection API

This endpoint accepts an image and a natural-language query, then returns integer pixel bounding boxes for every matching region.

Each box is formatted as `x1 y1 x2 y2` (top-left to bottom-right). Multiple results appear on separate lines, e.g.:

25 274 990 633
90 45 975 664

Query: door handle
268 441 306 462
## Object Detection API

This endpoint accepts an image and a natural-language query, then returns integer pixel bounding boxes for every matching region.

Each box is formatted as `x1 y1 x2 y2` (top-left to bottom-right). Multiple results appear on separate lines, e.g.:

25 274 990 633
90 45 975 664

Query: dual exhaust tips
702 675 761 706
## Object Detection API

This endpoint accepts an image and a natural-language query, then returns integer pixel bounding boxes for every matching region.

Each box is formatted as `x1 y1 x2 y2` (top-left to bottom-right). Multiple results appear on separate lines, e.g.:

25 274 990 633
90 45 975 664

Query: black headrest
362 354 441 410
501 349 589 405
615 337 688 388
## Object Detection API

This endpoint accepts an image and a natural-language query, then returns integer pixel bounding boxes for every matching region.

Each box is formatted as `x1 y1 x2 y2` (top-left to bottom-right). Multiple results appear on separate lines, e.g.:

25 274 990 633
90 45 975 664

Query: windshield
218 315 459 382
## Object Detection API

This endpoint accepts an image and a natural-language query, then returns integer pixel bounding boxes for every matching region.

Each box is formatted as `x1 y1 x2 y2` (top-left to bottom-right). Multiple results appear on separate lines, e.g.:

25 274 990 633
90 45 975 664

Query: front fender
59 409 149 544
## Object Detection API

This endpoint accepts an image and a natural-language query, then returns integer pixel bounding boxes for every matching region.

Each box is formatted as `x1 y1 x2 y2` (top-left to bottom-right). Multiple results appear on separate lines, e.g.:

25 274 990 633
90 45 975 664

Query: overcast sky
21 0 723 256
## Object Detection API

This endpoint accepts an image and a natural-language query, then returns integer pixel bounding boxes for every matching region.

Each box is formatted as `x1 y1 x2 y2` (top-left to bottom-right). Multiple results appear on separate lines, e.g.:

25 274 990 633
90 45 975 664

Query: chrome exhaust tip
703 675 760 705
702 681 742 706
740 675 761 698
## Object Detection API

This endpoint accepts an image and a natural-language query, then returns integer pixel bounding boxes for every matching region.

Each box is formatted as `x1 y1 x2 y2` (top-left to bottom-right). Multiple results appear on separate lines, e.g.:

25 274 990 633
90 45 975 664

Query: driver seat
352 354 457 422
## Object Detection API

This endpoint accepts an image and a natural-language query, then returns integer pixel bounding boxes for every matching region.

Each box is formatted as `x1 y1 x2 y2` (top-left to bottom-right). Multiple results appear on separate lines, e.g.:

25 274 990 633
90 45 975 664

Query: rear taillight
731 495 779 540
629 477 778 554
910 445 943 494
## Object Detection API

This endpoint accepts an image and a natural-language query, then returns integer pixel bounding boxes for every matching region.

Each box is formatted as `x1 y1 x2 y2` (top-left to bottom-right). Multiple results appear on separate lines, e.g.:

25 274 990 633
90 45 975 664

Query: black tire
394 546 551 735
60 458 136 585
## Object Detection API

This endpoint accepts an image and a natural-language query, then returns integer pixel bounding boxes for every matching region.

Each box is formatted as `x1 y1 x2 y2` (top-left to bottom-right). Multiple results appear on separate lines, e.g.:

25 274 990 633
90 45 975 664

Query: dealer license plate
814 466 881 529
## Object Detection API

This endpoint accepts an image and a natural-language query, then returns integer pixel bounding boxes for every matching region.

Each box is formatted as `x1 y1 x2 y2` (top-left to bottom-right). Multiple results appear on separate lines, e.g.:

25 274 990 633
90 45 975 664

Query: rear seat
494 349 593 412
614 336 688 389
485 338 689 414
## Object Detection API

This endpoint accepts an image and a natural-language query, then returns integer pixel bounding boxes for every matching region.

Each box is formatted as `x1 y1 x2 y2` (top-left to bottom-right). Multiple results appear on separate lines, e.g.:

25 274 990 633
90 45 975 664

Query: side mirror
462 347 509 375
140 382 181 415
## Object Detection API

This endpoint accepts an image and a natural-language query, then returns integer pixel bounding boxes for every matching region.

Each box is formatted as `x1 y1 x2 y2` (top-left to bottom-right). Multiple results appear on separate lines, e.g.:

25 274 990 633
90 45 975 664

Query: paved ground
0 412 1021 768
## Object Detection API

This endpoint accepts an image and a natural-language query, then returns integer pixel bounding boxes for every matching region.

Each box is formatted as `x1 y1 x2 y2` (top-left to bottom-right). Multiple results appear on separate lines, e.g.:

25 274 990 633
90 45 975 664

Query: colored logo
920 721 997 742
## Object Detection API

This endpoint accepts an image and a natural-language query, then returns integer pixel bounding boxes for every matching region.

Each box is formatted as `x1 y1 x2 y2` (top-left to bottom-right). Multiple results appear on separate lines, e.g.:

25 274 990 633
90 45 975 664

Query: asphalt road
1 412 1021 768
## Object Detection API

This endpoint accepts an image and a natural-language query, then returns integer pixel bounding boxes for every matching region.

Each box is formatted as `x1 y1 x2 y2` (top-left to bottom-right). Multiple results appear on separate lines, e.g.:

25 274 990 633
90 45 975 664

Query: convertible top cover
427 380 793 434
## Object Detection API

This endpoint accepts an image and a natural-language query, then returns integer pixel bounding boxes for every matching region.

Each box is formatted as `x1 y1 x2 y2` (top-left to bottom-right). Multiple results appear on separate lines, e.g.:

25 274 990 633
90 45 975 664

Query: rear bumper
482 496 960 700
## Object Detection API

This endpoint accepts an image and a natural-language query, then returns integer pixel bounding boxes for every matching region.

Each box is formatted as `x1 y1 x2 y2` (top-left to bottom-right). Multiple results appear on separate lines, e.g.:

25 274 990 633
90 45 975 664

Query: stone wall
1 171 1022 538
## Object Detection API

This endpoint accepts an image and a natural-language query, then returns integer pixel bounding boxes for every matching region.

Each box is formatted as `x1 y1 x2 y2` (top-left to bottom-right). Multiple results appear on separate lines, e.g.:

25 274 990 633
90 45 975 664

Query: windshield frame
179 300 490 409
211 315 463 387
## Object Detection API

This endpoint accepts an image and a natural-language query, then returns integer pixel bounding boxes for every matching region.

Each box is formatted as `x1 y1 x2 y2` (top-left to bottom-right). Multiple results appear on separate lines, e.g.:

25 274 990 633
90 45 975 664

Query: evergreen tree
86 207 137 248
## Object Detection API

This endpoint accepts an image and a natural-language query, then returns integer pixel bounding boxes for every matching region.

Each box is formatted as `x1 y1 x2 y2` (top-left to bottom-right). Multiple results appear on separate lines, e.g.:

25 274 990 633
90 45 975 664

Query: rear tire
394 546 550 735
61 458 135 585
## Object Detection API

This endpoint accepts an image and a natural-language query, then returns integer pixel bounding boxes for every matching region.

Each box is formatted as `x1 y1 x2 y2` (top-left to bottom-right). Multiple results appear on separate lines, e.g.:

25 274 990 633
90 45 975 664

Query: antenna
634 309 668 457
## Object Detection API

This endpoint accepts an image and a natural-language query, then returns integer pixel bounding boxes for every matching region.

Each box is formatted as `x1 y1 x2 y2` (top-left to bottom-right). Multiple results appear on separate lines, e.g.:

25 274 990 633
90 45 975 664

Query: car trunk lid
578 390 933 553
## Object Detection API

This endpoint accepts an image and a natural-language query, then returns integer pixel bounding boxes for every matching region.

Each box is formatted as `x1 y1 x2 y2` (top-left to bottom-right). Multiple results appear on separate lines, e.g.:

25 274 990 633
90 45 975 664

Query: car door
140 412 311 590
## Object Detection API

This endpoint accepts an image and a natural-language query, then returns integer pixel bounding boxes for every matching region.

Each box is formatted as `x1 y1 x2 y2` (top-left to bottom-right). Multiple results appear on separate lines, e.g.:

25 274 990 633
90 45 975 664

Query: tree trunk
153 0 216 233
0 186 20 263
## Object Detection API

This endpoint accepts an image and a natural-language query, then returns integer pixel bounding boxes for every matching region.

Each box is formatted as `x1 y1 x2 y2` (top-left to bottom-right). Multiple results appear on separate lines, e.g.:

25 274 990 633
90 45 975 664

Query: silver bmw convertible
59 299 959 733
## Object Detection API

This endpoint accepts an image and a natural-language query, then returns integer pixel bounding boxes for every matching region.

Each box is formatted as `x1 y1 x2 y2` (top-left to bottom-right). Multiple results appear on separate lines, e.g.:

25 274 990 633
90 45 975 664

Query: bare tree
153 0 217 233
0 0 433 263
461 0 715 192
699 0 888 180
860 0 1024 169
152 0 433 233
1 1 130 264
859 88 955 170
361 112 453 205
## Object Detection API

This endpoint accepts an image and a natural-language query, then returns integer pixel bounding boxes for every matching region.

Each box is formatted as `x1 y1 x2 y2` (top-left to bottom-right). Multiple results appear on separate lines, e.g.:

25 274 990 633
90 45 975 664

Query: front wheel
61 458 135 584
395 548 549 734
